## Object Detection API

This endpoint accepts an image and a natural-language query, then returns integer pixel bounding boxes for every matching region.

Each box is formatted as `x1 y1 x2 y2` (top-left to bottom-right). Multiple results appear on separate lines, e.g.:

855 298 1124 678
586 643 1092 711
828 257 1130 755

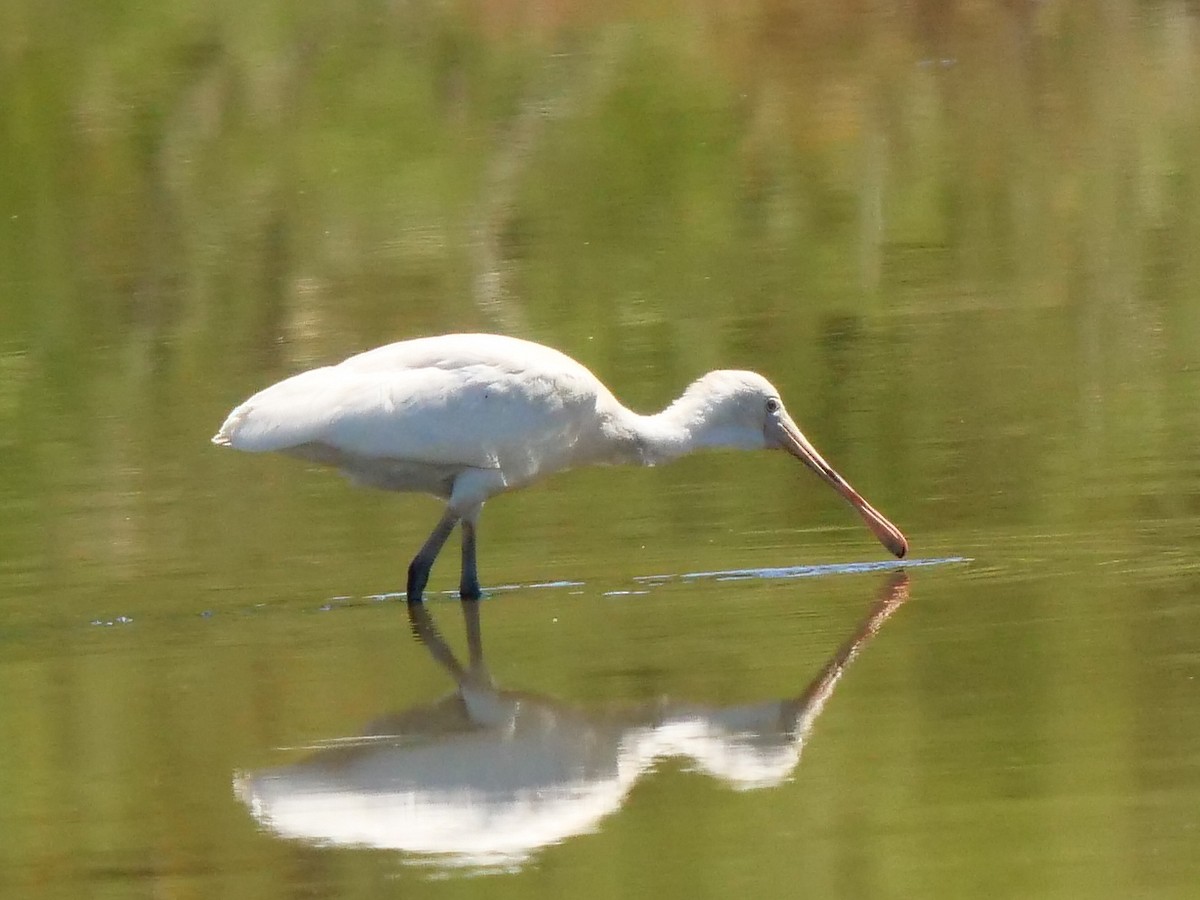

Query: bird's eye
765 397 781 413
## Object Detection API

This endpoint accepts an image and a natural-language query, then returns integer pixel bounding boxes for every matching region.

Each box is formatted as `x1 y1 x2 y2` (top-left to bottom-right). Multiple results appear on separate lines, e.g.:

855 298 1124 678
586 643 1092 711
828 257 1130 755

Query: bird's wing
214 361 596 474
336 333 589 379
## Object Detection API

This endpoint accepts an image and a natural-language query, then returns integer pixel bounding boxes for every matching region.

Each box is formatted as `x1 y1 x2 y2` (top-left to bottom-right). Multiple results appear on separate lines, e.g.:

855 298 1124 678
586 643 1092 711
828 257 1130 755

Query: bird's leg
407 509 459 603
459 518 482 600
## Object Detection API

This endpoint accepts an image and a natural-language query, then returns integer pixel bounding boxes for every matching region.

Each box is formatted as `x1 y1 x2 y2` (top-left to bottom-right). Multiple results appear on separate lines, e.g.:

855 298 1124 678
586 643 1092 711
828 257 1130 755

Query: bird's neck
619 411 694 466
606 388 747 467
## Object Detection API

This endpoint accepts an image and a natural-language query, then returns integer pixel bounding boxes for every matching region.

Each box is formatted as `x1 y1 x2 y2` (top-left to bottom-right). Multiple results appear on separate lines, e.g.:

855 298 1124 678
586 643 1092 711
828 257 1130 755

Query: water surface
3 2 1200 897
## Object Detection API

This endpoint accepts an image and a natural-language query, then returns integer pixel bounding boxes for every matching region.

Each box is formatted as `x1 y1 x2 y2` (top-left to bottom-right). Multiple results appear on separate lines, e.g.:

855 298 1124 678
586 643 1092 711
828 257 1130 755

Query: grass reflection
2 1 1200 896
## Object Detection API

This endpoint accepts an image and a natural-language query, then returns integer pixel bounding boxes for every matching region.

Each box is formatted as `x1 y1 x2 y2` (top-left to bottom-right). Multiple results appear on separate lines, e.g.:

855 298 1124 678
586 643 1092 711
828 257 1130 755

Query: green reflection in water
1 0 1200 897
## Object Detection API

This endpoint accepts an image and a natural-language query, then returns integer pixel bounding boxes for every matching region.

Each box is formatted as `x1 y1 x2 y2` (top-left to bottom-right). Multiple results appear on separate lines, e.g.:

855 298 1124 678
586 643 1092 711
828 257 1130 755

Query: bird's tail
210 365 341 453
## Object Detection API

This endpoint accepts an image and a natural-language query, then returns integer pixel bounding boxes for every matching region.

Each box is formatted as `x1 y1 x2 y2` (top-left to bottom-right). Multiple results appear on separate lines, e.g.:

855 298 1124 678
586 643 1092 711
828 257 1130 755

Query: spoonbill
212 333 907 601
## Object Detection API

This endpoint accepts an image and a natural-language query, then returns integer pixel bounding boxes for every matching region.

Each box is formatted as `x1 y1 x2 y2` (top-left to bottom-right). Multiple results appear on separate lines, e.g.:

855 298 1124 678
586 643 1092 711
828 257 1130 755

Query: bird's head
683 370 908 559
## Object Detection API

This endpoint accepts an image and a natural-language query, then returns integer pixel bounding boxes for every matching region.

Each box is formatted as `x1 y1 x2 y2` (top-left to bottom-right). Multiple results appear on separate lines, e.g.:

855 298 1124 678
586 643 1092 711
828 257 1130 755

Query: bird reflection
235 574 910 871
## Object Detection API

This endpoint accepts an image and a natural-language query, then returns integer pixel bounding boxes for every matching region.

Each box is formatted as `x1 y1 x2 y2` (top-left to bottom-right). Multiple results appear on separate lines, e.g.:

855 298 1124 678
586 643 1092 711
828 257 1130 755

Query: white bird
213 333 907 601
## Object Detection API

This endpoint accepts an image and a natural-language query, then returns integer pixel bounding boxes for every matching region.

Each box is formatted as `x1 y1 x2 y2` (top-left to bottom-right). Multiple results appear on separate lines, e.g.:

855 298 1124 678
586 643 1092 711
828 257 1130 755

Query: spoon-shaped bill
774 416 908 558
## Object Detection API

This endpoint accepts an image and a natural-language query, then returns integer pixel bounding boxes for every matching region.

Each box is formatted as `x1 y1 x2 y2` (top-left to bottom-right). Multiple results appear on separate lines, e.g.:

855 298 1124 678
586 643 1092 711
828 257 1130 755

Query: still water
3 1 1200 897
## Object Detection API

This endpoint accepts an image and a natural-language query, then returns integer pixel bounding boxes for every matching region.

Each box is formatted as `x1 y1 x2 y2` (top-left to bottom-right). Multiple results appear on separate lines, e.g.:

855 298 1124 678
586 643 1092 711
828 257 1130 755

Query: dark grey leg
459 519 481 600
407 509 459 603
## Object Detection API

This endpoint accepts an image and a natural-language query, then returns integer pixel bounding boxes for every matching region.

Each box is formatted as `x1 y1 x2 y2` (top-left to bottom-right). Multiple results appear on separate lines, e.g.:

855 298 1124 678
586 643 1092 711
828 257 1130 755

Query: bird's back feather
212 334 616 486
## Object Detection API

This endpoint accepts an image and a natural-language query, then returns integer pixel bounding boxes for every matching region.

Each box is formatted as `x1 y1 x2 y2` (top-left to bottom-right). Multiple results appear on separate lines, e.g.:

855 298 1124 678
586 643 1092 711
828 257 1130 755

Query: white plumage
214 333 906 600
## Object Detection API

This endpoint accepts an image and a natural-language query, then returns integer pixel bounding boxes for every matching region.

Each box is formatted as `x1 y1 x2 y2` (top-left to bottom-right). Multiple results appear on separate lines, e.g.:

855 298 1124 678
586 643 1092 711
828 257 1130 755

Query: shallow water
4 2 1200 898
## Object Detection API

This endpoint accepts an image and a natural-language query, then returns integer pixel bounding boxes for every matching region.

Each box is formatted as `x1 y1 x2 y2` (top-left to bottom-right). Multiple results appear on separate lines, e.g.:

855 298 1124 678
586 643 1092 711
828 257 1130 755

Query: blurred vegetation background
2 2 1200 894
